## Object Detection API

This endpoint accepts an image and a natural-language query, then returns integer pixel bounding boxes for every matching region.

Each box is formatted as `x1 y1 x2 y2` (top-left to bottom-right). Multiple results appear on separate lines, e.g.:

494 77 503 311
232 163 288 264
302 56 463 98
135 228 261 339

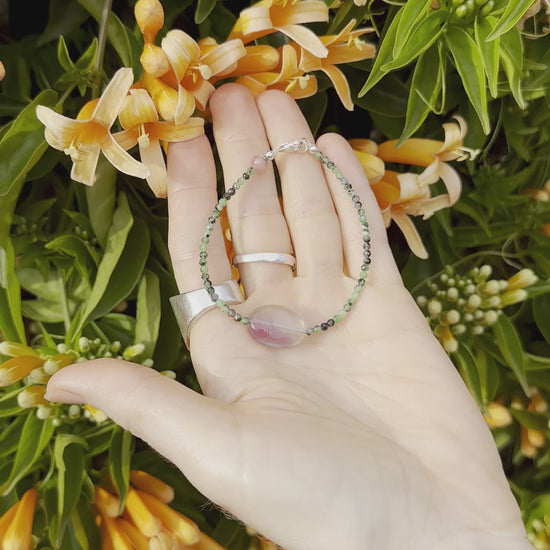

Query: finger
256 90 343 278
210 84 294 295
316 133 402 285
45 360 239 507
167 136 231 292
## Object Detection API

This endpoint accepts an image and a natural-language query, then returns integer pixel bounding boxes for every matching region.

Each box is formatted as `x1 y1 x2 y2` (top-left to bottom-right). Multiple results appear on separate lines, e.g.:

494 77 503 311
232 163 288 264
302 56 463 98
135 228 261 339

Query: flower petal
154 117 204 142
162 30 199 82
349 138 378 155
113 129 139 150
436 159 462 204
217 45 280 77
353 150 385 183
377 138 442 167
439 115 467 159
271 0 329 26
138 139 167 197
118 89 159 129
140 43 171 78
36 106 82 151
200 39 247 76
101 136 150 179
231 5 272 38
391 211 429 259
69 143 101 186
275 24 328 57
93 67 134 128
320 64 353 110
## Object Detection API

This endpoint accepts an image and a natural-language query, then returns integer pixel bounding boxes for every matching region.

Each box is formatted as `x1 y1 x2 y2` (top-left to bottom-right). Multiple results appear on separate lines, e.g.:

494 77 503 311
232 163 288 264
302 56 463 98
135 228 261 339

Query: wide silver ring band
170 280 244 349
232 252 296 269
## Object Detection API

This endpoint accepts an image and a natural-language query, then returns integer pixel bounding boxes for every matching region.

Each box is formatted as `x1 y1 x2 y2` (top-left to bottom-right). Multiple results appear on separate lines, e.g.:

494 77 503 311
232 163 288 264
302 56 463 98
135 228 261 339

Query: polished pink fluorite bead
247 306 306 348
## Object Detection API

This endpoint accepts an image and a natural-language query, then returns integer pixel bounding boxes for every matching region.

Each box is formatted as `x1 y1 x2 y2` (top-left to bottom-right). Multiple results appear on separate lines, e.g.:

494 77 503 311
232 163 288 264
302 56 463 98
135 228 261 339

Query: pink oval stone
247 306 305 348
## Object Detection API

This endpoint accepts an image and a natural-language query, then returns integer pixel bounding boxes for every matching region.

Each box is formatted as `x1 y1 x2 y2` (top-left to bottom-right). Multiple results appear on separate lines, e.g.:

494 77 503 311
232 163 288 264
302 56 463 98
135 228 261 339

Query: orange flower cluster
36 0 374 198
95 471 227 550
350 117 472 258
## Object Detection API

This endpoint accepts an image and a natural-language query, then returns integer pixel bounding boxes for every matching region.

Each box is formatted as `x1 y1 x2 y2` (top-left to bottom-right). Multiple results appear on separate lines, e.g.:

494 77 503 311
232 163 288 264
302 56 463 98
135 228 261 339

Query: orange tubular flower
115 88 205 197
216 45 281 79
1 488 38 550
298 19 375 110
36 68 149 186
229 0 329 58
236 44 317 99
351 117 467 258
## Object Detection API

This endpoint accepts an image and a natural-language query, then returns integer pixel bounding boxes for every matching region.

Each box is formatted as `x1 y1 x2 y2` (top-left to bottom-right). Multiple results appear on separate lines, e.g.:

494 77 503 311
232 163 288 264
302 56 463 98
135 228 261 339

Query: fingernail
44 387 84 404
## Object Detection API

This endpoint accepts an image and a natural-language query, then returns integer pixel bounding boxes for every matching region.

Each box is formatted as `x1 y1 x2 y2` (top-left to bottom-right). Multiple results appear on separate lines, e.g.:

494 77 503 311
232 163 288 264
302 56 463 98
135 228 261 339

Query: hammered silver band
170 280 244 349
232 252 296 269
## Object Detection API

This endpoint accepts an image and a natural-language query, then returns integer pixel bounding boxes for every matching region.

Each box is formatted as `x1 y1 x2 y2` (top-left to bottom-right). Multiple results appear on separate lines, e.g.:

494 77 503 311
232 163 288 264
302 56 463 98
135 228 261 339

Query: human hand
46 84 532 550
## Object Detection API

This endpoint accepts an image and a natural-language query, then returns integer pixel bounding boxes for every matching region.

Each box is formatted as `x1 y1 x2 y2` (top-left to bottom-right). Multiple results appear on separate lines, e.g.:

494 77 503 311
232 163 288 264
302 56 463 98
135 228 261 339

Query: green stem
91 0 114 99
58 272 71 334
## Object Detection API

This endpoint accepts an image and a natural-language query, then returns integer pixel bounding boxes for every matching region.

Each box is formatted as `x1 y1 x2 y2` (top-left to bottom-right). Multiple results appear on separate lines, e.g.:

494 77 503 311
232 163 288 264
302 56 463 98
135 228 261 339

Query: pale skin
46 84 533 550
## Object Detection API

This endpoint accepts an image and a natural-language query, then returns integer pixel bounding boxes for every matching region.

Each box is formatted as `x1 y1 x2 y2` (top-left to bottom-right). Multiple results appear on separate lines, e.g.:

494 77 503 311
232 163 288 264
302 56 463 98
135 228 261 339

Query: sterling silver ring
232 252 296 269
170 280 244 349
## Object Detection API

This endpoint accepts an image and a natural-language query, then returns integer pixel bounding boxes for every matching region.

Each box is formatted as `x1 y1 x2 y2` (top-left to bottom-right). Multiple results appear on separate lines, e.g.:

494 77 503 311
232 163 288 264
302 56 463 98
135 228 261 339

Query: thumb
45 359 239 501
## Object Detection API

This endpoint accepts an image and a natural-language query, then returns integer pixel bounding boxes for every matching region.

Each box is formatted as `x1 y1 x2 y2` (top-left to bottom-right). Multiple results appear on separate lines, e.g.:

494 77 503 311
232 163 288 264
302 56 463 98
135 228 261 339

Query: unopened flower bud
27 367 50 384
463 313 473 322
135 0 164 42
17 385 48 408
437 326 458 353
110 341 122 354
471 325 485 335
43 353 76 374
0 356 44 386
123 343 146 360
506 269 538 290
464 283 476 295
452 324 467 335
142 358 154 368
68 404 81 418
482 310 500 325
465 294 482 311
57 343 70 353
446 287 459 301
0 60 5 82
484 402 512 428
427 299 442 317
78 337 91 353
501 289 527 306
160 370 175 378
0 341 39 357
480 279 500 295
140 43 170 78
416 296 427 307
480 0 494 15
36 405 55 419
482 296 501 309
476 265 493 281
442 309 461 325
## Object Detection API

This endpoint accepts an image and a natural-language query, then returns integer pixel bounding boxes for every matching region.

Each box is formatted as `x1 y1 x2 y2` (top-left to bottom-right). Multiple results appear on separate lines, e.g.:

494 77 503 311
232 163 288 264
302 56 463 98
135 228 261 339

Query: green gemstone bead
221 305 229 314
333 313 343 322
314 326 322 333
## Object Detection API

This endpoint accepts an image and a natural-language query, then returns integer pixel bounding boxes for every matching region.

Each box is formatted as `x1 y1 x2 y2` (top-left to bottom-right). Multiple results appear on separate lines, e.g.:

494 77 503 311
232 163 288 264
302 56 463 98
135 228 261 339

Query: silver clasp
267 138 316 159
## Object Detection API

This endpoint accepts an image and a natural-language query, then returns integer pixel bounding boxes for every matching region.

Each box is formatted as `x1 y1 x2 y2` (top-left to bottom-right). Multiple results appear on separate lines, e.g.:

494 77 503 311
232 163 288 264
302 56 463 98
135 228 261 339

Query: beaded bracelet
199 138 371 348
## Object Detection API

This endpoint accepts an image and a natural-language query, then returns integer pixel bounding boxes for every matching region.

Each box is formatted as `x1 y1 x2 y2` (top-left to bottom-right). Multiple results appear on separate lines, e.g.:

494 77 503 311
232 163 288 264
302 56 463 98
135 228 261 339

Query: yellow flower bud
17 385 48 408
124 488 162 537
136 490 199 545
94 486 121 518
506 268 538 290
435 325 458 353
500 289 528 306
0 356 44 386
130 471 174 504
134 0 164 43
140 43 170 78
0 341 39 357
483 402 513 428
2 488 37 550
43 353 76 375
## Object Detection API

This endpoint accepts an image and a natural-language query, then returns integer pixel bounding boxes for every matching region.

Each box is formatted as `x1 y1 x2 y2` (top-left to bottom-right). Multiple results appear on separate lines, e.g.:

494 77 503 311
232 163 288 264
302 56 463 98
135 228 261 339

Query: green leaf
54 434 87 543
109 427 133 513
382 11 445 73
81 423 116 456
393 0 434 57
135 270 161 359
499 26 526 109
474 16 500 98
444 26 490 134
453 344 484 409
492 315 529 394
510 408 549 432
85 217 150 323
68 193 133 339
57 36 76 73
0 387 27 419
0 240 26 342
86 157 117 248
533 293 550 344
358 10 403 97
46 235 97 285
0 89 58 197
75 38 98 73
195 0 218 24
0 414 55 495
399 44 443 142
486 0 536 40
0 416 26 458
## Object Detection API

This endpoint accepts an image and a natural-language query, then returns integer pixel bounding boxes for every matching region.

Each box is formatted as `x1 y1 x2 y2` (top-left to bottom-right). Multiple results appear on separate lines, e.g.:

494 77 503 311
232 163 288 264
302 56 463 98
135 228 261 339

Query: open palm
47 85 531 550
